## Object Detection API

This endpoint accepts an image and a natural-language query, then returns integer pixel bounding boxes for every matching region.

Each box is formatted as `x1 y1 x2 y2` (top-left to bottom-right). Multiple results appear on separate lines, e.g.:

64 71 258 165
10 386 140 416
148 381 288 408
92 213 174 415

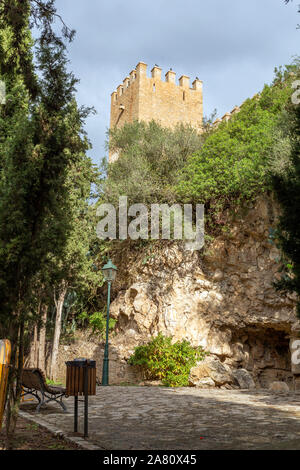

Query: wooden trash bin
65 358 96 437
66 358 96 396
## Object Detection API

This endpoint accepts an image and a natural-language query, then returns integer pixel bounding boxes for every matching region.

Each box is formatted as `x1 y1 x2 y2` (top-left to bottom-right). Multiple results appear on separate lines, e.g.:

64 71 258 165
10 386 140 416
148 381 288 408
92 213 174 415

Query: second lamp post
101 259 117 386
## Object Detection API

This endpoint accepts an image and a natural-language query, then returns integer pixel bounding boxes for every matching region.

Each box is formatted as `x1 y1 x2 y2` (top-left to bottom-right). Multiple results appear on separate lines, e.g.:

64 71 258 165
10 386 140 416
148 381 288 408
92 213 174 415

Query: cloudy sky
55 0 299 165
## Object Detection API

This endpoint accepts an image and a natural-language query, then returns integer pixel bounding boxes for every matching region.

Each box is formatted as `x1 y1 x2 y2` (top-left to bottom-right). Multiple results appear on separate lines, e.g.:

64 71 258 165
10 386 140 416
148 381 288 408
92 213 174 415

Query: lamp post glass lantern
101 259 117 385
102 259 118 282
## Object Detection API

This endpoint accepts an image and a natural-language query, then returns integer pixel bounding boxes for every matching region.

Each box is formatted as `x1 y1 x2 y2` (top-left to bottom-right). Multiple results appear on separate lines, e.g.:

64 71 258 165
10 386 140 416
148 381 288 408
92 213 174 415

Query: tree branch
30 0 75 41
284 0 300 28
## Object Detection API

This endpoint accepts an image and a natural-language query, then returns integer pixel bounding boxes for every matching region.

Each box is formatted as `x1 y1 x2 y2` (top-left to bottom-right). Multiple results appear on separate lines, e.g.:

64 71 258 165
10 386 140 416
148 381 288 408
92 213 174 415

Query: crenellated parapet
111 61 203 102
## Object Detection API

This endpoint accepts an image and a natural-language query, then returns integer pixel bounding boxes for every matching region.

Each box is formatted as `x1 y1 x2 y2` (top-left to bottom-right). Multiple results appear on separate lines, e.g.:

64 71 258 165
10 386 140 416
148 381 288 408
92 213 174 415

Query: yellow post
0 339 11 428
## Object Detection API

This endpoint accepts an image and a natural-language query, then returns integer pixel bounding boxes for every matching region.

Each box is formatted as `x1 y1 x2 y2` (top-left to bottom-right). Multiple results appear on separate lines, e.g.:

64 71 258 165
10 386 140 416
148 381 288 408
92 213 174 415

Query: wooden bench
21 368 68 413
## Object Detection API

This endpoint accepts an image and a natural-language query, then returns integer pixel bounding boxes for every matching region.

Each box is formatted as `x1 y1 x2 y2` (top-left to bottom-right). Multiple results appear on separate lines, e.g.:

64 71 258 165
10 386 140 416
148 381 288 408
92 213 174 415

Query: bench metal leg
22 386 67 413
38 394 68 413
58 398 67 413
36 391 45 413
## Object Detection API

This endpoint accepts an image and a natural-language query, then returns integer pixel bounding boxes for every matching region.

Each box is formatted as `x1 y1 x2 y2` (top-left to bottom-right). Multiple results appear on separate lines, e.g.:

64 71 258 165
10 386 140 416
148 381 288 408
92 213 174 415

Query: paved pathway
20 386 300 450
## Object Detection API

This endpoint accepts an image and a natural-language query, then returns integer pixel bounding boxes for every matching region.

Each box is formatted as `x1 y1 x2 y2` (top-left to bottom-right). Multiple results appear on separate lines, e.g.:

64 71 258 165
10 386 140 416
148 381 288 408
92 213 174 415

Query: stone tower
109 61 203 162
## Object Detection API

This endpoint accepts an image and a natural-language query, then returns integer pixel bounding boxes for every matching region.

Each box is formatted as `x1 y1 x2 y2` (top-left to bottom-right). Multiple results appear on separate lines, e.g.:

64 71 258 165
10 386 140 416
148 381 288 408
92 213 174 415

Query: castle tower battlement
109 61 203 162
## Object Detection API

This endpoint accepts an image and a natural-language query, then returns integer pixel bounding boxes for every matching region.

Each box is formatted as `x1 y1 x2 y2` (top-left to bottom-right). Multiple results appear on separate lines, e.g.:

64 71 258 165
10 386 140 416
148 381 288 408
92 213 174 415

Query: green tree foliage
78 310 116 339
44 153 102 302
270 60 300 315
129 333 207 387
0 0 100 445
175 70 295 224
0 0 86 323
103 68 296 239
104 120 204 206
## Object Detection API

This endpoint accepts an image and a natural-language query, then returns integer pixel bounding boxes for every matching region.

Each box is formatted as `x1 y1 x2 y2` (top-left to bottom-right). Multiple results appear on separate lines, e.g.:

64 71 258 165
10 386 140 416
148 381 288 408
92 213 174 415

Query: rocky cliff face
57 197 298 389
108 196 298 388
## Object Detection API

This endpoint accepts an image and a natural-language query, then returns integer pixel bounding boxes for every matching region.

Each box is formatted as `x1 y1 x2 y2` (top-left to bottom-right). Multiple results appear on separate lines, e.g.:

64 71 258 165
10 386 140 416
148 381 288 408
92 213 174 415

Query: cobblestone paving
20 386 300 450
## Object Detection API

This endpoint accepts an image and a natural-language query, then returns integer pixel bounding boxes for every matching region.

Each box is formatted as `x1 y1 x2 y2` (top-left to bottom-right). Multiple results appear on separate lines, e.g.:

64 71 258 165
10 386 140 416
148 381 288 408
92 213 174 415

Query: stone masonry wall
109 62 203 162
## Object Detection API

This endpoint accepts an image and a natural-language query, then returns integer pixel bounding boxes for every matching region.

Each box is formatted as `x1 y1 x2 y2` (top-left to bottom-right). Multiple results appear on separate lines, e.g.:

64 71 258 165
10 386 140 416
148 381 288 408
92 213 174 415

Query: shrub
128 333 207 387
175 65 297 230
177 84 293 201
78 310 116 339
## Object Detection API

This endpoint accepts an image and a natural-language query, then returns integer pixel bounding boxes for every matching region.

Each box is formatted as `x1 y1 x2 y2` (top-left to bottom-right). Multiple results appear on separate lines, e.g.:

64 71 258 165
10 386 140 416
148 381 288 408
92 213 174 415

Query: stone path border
18 410 103 450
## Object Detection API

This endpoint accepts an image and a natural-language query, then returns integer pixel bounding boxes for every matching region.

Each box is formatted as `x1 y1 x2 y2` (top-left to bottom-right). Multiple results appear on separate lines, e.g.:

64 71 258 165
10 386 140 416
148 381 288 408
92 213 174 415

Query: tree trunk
50 285 67 381
28 323 38 367
5 319 25 449
38 304 48 371
27 302 47 369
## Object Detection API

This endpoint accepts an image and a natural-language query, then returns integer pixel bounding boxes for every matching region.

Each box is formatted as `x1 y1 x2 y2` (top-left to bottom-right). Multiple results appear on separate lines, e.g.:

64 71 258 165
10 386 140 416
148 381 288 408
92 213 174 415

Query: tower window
183 91 186 101
153 83 156 92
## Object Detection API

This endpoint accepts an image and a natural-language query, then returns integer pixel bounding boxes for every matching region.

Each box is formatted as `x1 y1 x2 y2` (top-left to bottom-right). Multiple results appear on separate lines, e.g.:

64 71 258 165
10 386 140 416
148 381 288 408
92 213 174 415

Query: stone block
189 356 234 388
269 381 289 393
232 369 256 389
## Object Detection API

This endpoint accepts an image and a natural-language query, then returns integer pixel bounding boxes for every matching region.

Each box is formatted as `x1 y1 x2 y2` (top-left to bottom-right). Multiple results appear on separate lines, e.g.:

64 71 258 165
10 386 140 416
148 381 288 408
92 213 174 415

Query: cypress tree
0 0 94 445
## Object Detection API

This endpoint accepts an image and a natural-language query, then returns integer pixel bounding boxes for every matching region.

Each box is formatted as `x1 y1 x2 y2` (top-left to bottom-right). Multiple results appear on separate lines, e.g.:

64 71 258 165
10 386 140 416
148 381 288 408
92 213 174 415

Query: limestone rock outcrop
55 197 298 388
107 197 297 388
232 369 256 389
189 356 234 388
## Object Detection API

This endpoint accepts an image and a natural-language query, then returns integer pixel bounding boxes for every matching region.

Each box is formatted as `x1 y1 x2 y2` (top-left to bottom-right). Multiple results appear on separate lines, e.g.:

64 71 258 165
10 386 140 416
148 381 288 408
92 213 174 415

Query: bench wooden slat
21 368 67 412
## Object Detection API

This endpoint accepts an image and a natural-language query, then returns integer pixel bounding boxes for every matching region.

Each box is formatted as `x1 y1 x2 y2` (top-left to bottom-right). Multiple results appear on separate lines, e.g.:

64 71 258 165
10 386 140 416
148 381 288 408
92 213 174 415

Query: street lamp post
101 259 117 386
